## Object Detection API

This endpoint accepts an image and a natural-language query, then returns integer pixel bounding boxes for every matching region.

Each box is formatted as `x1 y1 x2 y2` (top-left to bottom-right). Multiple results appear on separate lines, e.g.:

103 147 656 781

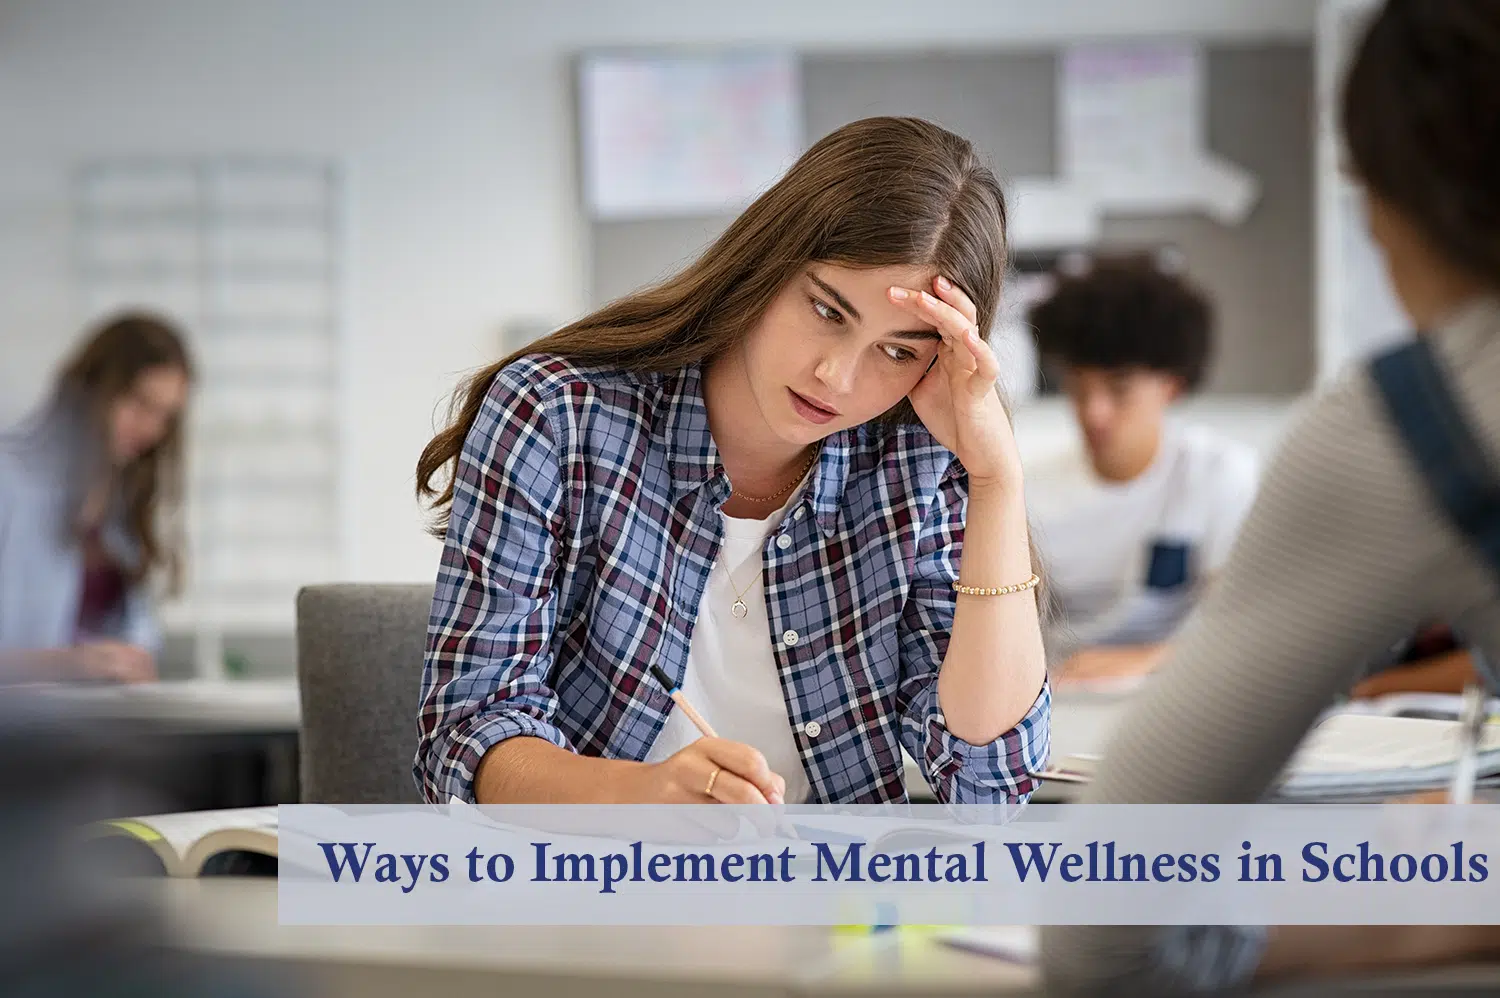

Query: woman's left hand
891 276 1022 489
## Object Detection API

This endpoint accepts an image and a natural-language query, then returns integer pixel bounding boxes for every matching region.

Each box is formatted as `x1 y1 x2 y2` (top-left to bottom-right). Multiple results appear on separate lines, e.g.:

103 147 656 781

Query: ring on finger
705 767 721 797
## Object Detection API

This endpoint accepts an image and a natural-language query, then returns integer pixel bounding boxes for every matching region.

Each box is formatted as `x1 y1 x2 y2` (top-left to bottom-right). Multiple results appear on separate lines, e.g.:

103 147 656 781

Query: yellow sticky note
832 924 876 935
106 820 162 843
831 923 947 936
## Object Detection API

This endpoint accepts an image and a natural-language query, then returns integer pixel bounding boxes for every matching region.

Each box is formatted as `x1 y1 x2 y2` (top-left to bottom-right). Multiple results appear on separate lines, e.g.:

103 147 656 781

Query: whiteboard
579 51 802 220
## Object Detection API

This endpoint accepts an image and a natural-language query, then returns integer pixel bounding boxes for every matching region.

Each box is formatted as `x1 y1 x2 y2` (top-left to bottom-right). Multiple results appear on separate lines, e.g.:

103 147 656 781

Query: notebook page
1287 714 1500 776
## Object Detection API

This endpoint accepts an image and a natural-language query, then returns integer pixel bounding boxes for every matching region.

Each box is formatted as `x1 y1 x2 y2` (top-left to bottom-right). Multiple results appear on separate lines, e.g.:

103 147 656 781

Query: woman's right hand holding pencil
631 738 787 805
640 663 788 805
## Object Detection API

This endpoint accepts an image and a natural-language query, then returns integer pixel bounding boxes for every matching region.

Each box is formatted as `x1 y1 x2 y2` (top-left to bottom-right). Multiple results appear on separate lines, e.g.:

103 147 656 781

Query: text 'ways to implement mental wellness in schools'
316 837 1489 895
275 804 1500 926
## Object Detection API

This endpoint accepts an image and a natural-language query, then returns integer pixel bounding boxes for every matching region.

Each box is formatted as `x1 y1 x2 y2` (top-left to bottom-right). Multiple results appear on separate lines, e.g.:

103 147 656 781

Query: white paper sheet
938 925 1039 964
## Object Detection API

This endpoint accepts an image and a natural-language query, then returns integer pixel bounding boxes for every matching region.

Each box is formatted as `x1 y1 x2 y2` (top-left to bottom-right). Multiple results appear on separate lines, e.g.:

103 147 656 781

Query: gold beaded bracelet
951 574 1041 597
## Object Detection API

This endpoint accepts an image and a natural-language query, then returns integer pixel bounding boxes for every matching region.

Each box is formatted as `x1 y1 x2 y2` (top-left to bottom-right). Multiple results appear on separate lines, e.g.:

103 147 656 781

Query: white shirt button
776 534 792 550
802 720 822 739
781 629 799 646
793 507 805 521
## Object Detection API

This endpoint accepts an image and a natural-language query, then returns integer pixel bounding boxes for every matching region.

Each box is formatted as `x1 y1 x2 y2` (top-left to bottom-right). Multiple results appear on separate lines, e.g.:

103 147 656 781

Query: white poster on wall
579 51 802 220
1060 43 1258 224
1063 44 1200 182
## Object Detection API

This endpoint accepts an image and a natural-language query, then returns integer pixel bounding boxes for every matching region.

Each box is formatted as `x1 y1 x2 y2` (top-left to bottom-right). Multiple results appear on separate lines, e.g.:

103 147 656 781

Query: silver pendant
731 599 749 619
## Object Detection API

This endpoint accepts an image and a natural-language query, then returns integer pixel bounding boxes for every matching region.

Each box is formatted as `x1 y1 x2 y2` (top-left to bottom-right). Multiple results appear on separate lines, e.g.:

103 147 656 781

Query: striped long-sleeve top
1041 297 1500 992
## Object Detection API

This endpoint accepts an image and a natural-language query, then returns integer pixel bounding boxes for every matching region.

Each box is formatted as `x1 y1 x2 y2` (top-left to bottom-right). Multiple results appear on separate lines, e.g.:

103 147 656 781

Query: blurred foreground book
88 806 278 877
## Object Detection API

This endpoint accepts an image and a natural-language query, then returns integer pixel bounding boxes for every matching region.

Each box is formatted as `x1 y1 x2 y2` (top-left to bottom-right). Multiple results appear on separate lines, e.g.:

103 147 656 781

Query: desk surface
113 688 1500 996
30 677 1125 815
149 877 1040 998
38 680 1122 791
31 680 1122 738
145 877 1500 998
41 679 301 733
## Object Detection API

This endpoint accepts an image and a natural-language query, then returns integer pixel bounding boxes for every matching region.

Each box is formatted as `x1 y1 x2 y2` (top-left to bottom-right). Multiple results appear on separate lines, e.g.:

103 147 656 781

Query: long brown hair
417 116 1009 532
56 312 193 590
1342 0 1500 288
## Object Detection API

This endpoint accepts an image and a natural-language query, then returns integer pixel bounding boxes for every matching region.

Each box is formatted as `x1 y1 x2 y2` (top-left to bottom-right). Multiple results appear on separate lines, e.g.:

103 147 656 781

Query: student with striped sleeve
1042 1 1500 990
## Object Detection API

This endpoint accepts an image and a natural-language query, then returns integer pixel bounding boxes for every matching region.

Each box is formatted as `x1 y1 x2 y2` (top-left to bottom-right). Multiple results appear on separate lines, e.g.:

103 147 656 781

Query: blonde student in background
413 117 1049 808
1025 256 1259 688
0 313 193 683
1043 1 1500 990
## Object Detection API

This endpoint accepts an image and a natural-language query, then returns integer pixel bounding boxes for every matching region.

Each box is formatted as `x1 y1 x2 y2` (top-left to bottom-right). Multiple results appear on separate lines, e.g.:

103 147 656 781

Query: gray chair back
296 584 432 803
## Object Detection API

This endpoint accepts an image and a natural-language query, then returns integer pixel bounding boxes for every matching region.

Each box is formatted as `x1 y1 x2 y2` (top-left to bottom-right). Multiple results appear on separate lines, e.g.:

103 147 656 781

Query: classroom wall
0 0 1315 589
594 45 1315 395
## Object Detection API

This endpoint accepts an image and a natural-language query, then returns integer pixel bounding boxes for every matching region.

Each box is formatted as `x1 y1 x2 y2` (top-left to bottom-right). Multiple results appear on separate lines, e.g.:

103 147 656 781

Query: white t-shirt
1027 424 1260 656
642 487 812 804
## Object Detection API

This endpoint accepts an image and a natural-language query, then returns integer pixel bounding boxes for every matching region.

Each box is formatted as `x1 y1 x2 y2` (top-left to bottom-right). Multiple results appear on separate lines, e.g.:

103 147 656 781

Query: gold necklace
730 446 819 504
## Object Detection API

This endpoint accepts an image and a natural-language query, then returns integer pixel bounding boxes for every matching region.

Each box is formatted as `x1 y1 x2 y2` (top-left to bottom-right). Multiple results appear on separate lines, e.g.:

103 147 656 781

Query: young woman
1042 1 1500 989
414 116 1050 806
0 312 193 682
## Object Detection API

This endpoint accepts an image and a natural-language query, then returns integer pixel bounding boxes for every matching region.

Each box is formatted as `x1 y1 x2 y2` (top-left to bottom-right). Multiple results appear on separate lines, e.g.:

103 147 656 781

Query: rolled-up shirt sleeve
414 366 574 804
896 470 1051 804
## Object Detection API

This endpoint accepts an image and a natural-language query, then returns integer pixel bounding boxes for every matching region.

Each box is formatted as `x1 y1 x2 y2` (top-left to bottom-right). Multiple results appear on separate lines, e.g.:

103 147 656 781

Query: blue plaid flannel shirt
415 355 1050 804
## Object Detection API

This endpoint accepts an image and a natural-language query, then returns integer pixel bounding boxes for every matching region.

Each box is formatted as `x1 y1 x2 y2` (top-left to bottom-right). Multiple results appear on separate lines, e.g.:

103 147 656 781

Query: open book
1344 691 1500 722
1036 713 1500 799
88 806 278 877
